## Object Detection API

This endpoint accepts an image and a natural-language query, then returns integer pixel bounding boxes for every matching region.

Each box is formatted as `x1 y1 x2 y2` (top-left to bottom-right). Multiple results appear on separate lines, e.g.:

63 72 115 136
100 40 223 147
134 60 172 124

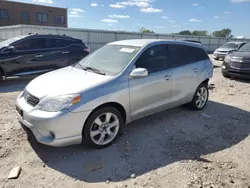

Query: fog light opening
49 131 55 139
222 65 226 70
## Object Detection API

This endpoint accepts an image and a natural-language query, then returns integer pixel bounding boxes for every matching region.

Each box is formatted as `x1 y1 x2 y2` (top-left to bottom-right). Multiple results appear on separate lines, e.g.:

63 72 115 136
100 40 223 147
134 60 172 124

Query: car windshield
76 44 141 76
220 42 239 49
0 36 26 49
238 42 250 52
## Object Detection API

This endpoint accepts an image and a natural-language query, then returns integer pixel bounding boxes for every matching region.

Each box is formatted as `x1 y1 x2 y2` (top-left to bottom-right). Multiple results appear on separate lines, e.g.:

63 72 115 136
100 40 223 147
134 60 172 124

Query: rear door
168 44 202 106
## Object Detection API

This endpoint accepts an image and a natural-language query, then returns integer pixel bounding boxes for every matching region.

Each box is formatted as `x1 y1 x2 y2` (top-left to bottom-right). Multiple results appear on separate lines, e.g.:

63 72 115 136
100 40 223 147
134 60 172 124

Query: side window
15 39 45 51
135 45 168 74
168 44 208 68
44 38 71 48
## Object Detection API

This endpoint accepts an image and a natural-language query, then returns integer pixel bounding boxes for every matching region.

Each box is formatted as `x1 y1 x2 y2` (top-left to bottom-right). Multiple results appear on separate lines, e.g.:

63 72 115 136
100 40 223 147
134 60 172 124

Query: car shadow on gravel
26 100 250 183
0 77 34 93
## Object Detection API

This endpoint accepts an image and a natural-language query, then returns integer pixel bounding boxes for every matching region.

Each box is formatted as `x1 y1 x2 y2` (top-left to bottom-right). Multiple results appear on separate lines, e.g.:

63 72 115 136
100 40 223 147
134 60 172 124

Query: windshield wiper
81 66 106 75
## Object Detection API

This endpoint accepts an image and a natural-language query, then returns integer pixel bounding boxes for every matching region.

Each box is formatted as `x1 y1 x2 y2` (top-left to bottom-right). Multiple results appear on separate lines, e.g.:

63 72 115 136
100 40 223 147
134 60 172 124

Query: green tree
212 28 232 38
179 30 192 35
139 27 155 33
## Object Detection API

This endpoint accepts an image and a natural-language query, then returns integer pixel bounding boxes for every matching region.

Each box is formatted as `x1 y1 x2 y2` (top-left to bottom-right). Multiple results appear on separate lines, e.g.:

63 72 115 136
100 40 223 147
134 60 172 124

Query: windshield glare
0 36 26 49
77 45 141 76
238 42 250 52
220 42 239 49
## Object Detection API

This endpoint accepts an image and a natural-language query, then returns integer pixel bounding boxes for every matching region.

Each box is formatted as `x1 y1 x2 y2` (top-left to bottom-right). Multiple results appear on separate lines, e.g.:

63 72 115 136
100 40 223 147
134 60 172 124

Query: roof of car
25 34 81 41
108 39 202 48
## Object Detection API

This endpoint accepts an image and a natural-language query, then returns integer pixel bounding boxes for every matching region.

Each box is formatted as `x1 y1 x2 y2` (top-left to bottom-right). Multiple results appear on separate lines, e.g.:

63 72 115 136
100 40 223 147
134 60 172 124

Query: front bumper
221 62 250 79
213 52 227 59
16 96 92 147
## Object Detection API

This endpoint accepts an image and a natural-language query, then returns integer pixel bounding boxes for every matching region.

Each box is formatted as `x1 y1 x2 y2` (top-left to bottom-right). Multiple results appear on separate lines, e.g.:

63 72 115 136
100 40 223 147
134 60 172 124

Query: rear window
168 44 208 68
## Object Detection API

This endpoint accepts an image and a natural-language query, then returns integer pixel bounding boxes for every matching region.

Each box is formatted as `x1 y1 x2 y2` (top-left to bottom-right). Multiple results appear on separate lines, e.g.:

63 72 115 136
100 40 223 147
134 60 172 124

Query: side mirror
5 46 16 53
130 68 148 78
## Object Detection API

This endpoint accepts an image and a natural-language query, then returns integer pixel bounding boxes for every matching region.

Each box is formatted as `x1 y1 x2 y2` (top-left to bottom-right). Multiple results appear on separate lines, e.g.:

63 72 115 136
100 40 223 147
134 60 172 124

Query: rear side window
44 38 72 48
136 45 168 74
15 38 45 50
168 44 208 68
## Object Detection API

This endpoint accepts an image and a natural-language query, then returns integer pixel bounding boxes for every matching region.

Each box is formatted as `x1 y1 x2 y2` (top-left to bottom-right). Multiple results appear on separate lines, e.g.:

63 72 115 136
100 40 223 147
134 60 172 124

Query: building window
36 13 48 23
21 11 29 21
0 9 9 19
54 15 65 24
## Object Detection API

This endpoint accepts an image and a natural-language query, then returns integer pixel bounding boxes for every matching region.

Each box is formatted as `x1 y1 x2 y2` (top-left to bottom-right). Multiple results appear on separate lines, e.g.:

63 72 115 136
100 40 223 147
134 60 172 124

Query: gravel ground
0 56 250 188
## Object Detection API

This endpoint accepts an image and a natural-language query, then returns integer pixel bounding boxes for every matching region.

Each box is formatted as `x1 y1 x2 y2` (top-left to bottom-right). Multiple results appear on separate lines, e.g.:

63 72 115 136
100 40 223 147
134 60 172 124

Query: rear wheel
188 83 209 111
83 107 124 148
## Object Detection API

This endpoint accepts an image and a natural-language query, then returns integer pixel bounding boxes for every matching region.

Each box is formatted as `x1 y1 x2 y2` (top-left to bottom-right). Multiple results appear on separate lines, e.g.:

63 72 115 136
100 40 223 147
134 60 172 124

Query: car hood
25 66 112 99
230 51 250 61
216 48 236 52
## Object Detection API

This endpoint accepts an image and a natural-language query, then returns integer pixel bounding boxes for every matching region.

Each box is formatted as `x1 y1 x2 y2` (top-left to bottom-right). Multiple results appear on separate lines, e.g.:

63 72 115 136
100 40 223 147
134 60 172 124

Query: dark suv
222 42 250 79
0 34 89 80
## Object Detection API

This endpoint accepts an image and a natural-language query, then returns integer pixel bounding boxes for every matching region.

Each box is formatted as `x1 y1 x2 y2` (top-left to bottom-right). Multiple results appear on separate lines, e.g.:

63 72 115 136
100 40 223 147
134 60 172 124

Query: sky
13 0 250 37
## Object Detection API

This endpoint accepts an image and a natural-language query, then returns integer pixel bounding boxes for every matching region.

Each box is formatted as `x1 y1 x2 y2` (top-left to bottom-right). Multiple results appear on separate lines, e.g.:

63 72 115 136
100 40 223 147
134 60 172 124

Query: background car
222 42 250 79
213 41 246 60
0 34 89 81
16 39 213 148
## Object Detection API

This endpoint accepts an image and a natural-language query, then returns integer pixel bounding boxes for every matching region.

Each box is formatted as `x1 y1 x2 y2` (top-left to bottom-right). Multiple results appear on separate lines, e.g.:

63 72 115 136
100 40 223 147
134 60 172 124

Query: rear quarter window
168 44 208 68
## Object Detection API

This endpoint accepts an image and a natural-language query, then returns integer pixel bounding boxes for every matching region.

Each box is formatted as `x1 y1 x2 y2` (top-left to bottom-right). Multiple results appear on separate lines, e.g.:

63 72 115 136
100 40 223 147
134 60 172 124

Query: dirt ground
0 56 250 188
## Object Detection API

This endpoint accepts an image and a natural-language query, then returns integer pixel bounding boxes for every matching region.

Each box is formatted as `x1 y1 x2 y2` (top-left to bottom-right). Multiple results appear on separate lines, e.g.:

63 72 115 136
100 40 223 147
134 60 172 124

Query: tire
222 72 230 78
83 106 124 148
0 71 3 81
188 83 209 111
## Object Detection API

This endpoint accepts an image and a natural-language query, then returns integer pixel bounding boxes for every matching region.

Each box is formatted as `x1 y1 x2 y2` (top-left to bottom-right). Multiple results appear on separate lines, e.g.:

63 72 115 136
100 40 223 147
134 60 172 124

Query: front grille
217 51 228 53
24 91 40 107
230 62 250 70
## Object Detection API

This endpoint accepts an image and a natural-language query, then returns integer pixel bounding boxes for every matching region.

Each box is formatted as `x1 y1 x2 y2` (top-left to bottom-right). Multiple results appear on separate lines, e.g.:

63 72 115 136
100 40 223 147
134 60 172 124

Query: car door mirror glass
130 68 148 78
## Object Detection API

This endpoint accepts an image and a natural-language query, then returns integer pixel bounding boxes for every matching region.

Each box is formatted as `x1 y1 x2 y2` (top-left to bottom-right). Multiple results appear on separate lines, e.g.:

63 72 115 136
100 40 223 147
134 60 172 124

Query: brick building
0 0 67 27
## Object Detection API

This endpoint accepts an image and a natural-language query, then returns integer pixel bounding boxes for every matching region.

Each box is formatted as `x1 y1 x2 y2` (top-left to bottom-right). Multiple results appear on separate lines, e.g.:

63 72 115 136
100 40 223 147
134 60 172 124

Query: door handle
62 51 69 54
193 68 198 72
35 54 43 58
164 75 171 80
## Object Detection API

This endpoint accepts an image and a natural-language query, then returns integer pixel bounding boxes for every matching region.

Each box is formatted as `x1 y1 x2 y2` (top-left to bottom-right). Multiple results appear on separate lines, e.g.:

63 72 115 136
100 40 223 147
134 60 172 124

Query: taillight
83 47 90 53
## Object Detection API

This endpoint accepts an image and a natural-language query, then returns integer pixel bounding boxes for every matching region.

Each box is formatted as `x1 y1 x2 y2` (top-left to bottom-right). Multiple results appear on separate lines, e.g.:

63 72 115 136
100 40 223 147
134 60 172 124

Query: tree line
139 27 233 38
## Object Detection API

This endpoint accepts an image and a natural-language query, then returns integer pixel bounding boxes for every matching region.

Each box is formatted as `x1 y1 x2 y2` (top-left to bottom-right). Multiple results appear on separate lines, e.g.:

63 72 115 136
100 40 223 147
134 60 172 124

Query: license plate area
16 105 23 117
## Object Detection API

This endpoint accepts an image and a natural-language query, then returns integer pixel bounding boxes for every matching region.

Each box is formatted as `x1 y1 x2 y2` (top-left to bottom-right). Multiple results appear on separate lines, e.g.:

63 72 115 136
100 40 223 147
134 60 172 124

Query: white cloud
168 20 176 23
108 14 130 18
70 11 78 15
91 3 98 7
232 0 250 3
110 4 126 8
69 14 83 18
118 1 150 8
33 0 53 4
214 16 220 19
161 16 168 19
69 8 84 18
156 26 164 29
71 8 85 12
189 18 202 22
192 3 199 6
140 7 163 13
224 11 231 14
102 19 119 23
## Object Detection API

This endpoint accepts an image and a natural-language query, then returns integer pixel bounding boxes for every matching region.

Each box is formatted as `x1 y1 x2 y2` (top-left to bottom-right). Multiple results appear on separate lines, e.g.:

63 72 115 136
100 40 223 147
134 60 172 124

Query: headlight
40 94 81 112
224 55 231 63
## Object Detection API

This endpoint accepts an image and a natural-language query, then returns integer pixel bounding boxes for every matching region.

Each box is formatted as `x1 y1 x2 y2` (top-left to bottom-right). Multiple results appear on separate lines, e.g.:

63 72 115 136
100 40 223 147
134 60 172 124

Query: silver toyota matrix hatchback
16 39 213 148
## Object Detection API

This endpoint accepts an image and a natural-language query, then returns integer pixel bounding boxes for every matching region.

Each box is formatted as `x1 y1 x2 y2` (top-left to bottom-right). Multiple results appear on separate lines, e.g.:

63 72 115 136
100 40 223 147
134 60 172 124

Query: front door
129 44 173 120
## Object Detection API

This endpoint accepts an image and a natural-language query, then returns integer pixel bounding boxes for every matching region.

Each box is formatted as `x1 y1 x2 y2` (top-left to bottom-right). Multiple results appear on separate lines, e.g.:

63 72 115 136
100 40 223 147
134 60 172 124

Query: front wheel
83 107 124 148
188 83 209 111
